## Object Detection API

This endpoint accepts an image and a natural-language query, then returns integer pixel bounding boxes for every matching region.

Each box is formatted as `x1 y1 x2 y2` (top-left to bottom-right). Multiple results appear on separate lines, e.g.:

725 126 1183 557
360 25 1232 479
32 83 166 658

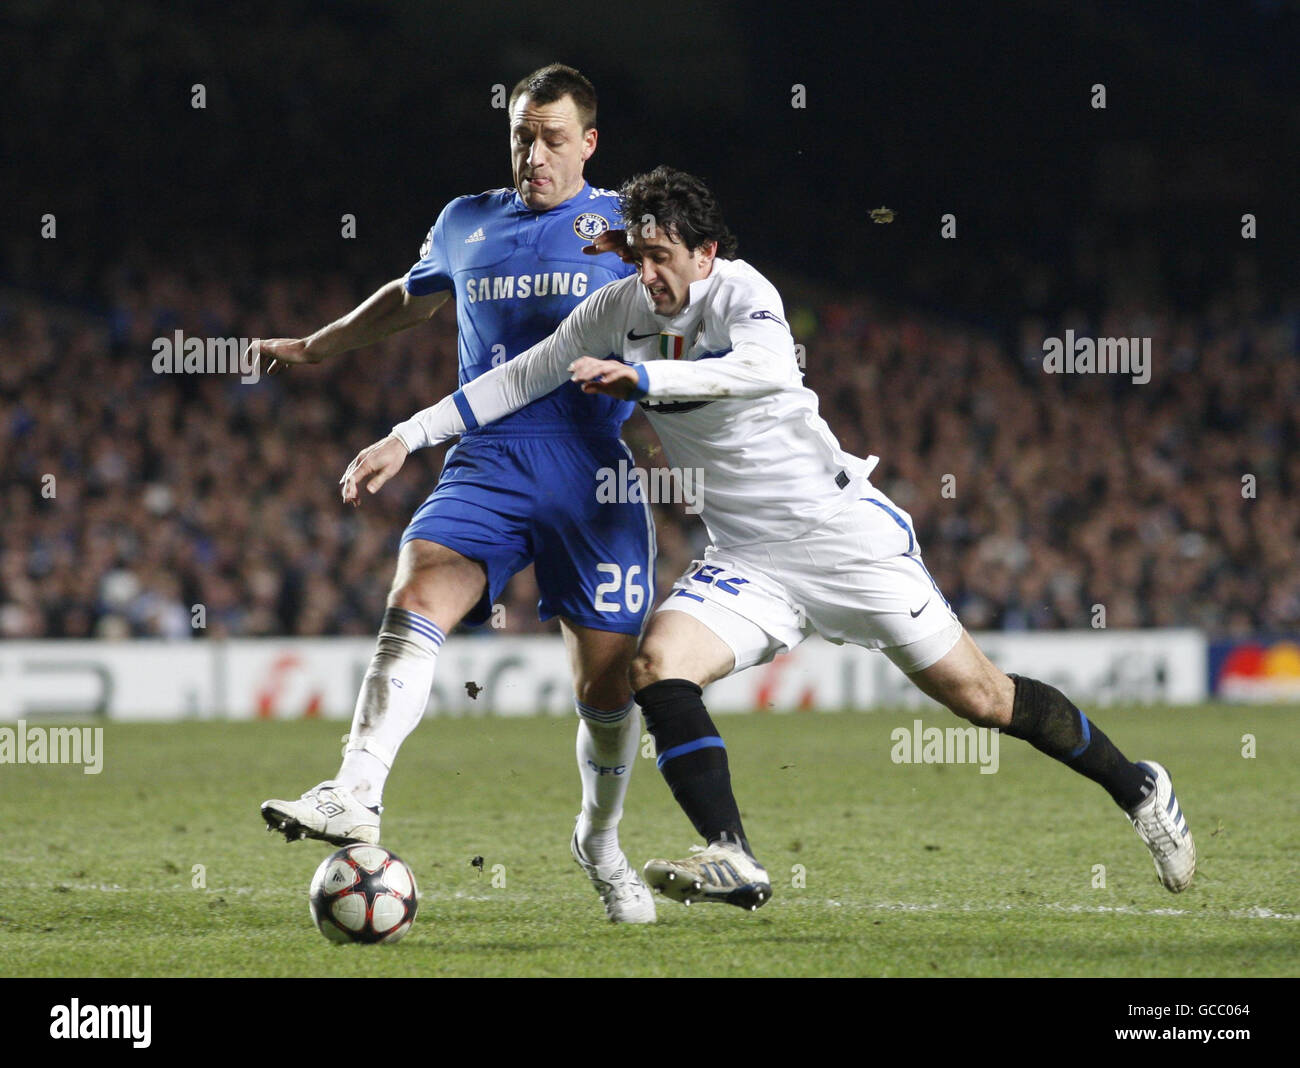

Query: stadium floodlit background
0 0 1298 985
4 1 1296 648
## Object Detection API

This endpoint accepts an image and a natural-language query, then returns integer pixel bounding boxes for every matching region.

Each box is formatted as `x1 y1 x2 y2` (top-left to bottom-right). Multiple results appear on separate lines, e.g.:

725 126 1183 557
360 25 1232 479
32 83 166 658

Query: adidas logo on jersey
465 227 486 244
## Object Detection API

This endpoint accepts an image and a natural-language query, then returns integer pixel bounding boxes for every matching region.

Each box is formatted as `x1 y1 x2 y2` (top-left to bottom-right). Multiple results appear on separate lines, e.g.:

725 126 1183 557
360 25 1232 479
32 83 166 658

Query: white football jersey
394 257 879 548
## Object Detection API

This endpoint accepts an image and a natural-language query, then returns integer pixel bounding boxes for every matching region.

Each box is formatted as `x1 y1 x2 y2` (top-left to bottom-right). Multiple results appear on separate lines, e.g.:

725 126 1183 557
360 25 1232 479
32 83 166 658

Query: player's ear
581 126 597 161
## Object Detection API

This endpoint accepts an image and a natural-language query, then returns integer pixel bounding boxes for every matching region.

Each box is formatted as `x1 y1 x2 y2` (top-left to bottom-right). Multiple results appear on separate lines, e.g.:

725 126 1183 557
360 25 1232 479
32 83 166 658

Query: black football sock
1005 675 1155 810
634 678 752 856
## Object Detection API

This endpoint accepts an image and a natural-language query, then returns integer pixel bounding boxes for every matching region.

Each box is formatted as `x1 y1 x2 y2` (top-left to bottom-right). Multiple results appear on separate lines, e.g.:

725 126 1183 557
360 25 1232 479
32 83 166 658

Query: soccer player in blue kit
258 65 657 923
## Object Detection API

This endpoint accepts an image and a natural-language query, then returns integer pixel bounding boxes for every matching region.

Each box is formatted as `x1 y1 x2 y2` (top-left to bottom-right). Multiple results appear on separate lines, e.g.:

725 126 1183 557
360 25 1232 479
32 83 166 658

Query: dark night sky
3 0 1297 320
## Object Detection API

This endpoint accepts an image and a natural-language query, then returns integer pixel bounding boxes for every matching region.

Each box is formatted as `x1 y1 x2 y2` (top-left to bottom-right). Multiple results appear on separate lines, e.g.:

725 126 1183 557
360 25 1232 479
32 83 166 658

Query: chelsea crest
573 213 609 240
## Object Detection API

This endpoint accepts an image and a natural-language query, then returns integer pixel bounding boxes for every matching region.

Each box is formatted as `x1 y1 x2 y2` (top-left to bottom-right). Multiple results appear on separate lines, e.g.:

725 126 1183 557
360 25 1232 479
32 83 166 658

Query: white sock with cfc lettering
337 606 444 809
574 698 640 867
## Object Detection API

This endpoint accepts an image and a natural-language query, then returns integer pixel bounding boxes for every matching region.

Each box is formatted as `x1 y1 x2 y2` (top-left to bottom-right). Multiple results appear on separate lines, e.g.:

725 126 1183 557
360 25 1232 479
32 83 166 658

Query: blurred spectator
2 263 1296 639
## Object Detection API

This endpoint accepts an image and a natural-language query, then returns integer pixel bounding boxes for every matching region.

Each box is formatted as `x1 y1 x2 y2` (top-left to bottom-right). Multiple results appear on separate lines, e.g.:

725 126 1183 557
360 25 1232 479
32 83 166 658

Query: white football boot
570 829 656 924
261 781 381 846
644 841 771 910
1126 761 1196 892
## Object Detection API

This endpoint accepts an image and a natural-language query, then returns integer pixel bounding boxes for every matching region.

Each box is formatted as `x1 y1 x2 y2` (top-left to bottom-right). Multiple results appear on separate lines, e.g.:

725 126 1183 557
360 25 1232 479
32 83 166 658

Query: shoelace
302 781 340 799
1133 801 1181 858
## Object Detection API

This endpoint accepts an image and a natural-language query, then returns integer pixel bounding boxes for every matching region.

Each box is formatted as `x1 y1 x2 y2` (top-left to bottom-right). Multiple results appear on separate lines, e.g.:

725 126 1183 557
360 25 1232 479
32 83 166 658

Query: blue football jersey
405 182 636 436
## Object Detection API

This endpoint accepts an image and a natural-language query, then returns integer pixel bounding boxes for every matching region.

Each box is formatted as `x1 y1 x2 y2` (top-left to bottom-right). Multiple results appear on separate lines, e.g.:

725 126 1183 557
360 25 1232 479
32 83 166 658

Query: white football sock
337 606 444 809
574 698 640 868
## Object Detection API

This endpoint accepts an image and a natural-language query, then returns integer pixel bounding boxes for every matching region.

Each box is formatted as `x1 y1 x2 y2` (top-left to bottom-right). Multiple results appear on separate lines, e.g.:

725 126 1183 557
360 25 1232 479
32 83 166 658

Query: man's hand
569 356 641 399
581 229 634 263
340 435 410 507
247 337 323 377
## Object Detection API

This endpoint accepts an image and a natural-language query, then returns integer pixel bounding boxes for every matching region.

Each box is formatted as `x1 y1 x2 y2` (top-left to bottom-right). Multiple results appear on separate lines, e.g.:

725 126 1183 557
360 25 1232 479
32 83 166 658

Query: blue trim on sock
656 735 725 769
1067 710 1092 759
388 606 445 646
575 697 634 724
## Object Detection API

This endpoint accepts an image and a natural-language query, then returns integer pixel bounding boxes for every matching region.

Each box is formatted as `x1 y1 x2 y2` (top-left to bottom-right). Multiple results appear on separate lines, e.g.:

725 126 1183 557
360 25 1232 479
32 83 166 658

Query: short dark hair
508 63 597 130
619 166 739 259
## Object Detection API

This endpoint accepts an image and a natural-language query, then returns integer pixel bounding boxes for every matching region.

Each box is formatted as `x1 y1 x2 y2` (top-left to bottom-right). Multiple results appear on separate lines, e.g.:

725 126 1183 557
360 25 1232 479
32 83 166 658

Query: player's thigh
906 629 1014 728
630 554 805 691
531 440 655 638
558 618 639 711
387 538 488 635
630 609 738 691
773 495 964 665
400 439 534 627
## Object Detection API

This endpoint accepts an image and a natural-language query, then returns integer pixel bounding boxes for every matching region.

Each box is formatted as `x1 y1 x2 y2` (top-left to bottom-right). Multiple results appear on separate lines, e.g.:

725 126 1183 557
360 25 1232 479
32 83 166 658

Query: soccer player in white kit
341 166 1197 909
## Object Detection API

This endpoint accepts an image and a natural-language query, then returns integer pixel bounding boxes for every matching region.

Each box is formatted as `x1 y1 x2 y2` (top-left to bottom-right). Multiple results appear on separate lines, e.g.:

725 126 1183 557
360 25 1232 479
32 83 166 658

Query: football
309 844 419 944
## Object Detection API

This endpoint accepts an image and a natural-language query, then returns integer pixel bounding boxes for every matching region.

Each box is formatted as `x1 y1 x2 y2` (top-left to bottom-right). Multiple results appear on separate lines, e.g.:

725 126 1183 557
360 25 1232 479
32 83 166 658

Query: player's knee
386 543 485 625
948 672 1012 728
573 676 631 714
629 647 666 694
387 579 439 620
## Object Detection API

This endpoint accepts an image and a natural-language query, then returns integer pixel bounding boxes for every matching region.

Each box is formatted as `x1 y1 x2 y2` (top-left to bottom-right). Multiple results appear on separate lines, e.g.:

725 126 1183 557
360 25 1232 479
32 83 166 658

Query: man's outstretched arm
254 281 449 374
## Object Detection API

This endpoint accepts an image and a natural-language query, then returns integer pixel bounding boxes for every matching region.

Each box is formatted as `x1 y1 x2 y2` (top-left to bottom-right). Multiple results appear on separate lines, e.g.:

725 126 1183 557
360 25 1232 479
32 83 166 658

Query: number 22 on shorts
691 564 749 595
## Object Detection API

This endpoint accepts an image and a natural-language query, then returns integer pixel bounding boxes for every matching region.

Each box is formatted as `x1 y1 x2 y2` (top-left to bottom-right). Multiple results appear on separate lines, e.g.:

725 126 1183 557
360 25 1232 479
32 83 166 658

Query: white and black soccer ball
309 844 419 944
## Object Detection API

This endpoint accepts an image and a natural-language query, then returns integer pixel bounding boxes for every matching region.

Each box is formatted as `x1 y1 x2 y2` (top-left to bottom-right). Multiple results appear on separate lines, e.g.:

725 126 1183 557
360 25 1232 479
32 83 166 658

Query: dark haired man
257 65 658 923
344 166 1196 911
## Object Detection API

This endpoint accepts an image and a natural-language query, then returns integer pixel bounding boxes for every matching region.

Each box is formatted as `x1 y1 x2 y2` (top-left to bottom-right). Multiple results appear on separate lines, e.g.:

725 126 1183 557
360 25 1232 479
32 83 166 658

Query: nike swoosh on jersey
627 329 659 340
909 600 931 618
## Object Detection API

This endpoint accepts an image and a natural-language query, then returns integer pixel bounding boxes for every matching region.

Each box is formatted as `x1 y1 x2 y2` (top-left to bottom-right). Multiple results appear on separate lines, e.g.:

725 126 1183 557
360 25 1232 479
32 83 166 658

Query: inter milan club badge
574 212 609 240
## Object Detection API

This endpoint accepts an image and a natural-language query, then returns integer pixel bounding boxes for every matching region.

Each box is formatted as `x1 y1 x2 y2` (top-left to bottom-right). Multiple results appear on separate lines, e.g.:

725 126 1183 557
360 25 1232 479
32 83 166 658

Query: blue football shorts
401 433 655 635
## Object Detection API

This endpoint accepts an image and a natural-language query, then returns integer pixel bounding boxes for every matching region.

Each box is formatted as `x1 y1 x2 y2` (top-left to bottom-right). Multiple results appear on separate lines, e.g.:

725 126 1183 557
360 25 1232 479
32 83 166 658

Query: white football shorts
659 490 962 675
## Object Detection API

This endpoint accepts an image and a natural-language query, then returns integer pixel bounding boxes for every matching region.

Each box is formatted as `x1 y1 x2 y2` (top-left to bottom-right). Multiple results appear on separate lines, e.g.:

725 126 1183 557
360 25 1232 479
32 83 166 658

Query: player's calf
636 678 754 858
573 695 640 871
910 636 1156 810
910 634 1191 887
1003 674 1154 810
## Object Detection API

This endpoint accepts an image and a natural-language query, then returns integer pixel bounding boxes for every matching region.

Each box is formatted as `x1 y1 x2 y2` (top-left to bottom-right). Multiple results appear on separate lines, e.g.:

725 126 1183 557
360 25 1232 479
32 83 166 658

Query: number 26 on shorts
594 562 645 613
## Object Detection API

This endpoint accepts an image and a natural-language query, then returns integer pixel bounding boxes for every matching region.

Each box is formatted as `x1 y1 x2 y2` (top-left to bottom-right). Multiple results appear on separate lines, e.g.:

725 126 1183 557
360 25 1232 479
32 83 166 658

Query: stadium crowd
2 261 1296 641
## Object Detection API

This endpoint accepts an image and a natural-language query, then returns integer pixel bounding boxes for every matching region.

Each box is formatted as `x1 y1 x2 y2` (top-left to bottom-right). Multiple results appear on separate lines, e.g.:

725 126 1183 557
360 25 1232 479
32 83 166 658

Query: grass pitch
1 705 1296 977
